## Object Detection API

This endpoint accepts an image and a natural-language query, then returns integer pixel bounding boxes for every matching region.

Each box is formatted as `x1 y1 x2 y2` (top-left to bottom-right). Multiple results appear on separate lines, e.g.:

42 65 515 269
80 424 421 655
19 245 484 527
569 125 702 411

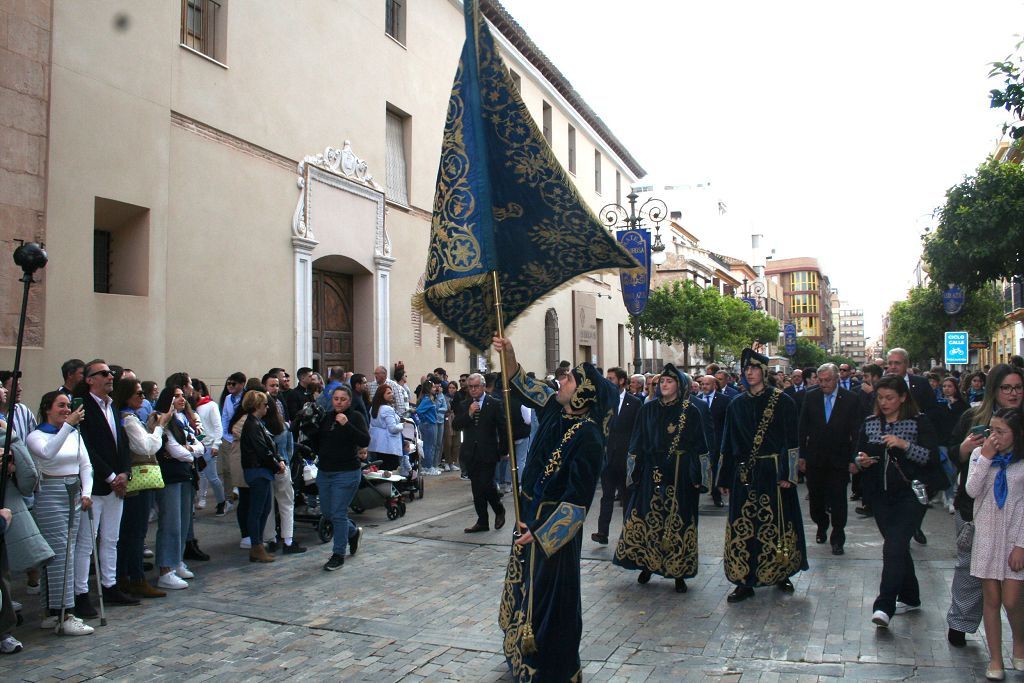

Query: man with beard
613 364 710 593
718 348 807 603
494 336 614 683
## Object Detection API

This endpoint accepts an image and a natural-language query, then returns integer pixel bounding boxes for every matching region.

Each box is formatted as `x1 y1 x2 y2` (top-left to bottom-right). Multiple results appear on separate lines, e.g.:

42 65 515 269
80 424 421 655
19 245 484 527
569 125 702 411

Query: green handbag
126 463 164 493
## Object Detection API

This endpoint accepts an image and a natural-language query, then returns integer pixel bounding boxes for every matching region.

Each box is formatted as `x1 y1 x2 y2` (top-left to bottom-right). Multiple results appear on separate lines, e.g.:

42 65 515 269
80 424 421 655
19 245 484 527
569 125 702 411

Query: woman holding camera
966 408 1024 680
854 375 939 629
946 364 1024 647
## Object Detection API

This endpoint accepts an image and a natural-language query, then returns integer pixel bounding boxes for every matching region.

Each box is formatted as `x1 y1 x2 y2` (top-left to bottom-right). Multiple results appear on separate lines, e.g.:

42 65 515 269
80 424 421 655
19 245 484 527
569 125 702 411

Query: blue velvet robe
613 396 710 579
499 371 606 683
718 387 808 587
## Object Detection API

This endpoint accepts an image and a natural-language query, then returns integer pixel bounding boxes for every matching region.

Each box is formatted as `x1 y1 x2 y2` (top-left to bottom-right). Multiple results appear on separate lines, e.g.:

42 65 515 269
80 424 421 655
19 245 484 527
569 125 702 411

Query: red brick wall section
0 0 51 346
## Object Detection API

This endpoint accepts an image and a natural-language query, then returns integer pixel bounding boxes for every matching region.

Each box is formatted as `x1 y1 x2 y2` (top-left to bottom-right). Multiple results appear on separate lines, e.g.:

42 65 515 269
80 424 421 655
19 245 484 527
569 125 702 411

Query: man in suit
592 368 642 544
75 359 137 615
837 363 860 392
784 368 808 414
453 372 507 533
697 373 730 506
798 363 862 555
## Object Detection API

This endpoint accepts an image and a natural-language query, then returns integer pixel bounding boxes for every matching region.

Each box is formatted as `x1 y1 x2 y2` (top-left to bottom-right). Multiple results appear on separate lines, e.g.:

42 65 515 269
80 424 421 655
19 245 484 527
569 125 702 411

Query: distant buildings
765 257 836 350
838 305 867 364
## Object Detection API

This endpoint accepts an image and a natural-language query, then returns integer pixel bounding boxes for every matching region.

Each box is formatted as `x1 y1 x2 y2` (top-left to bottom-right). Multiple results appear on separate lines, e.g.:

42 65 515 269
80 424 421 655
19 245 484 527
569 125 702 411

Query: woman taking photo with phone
946 364 1024 648
966 408 1024 680
854 375 939 629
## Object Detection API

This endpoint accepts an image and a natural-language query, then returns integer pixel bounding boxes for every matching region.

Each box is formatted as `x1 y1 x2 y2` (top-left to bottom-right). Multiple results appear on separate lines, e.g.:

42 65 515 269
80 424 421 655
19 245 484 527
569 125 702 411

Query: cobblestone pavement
0 472 1006 681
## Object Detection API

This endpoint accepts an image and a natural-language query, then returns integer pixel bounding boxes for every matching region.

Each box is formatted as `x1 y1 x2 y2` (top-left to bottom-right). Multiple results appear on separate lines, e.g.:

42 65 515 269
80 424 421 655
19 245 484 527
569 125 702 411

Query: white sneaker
176 563 195 579
157 572 188 590
894 601 920 614
450 464 460 471
224 500 235 513
871 610 890 628
143 546 154 559
239 537 252 549
11 600 22 612
25 583 40 595
58 616 94 636
0 635 23 653
442 463 451 472
196 498 206 510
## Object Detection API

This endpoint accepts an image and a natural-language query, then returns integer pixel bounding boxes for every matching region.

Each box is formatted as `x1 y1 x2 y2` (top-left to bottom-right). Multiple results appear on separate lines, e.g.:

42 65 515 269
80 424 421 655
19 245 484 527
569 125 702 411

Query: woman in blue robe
718 348 808 603
494 336 616 683
613 363 710 593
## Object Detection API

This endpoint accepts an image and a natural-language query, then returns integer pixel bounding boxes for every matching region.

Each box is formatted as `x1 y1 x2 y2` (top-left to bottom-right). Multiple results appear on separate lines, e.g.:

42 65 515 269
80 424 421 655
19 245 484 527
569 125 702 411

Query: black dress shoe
815 529 827 544
283 542 307 554
675 578 687 593
464 524 489 533
73 593 98 619
265 541 279 553
727 586 754 603
947 627 966 647
638 569 652 584
591 532 609 544
103 585 141 606
855 505 873 517
494 508 506 530
831 544 845 556
714 499 725 507
913 529 927 545
183 539 210 561
850 493 861 501
776 578 795 593
349 527 363 555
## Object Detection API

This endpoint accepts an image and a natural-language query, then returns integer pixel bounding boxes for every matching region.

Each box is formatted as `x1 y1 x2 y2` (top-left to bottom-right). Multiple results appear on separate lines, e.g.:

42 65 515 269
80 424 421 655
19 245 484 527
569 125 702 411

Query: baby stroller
396 418 424 501
350 463 407 520
288 400 332 542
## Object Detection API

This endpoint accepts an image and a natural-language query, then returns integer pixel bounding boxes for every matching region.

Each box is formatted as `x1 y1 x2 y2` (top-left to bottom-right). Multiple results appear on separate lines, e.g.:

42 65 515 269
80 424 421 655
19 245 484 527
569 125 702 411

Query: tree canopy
885 284 1003 366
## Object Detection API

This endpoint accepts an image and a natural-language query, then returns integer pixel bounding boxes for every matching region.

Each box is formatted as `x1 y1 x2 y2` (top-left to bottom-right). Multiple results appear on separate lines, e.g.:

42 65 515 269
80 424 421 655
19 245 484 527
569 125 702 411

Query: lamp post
742 277 766 310
600 191 667 374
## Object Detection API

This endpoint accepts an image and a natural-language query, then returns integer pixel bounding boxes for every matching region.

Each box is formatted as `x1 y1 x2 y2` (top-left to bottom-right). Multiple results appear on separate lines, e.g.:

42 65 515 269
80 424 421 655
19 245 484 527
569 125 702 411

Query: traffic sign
943 286 965 315
945 331 969 365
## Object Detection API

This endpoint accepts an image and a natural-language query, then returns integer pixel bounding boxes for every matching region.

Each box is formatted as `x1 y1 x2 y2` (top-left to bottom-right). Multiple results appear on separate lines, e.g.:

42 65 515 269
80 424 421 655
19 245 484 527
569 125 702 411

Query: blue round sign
942 286 965 315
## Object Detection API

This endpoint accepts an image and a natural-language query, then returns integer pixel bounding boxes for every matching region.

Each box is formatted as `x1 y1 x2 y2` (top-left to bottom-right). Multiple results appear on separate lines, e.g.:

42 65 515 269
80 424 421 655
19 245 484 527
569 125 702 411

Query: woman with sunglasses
946 364 1024 647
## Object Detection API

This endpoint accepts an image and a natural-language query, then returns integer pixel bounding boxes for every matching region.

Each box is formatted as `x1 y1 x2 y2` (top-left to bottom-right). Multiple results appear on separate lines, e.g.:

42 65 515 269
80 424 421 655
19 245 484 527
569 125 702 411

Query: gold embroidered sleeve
534 501 586 557
787 448 800 485
511 365 553 410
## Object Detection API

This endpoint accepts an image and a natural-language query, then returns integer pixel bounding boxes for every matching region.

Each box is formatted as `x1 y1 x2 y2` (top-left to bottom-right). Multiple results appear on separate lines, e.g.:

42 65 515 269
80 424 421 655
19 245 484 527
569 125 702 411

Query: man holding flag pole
414 1 641 678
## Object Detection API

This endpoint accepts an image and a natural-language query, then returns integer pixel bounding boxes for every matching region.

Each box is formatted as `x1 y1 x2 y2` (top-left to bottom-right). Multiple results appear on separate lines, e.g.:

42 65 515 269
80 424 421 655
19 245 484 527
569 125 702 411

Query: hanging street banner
741 297 757 310
784 323 797 355
616 228 652 316
944 330 969 365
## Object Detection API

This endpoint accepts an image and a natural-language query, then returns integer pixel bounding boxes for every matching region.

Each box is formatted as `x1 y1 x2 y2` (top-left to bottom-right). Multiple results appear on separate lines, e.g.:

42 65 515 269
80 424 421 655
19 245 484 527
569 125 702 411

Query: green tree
790 338 827 369
989 39 1024 139
633 280 722 368
885 284 1004 366
923 159 1024 289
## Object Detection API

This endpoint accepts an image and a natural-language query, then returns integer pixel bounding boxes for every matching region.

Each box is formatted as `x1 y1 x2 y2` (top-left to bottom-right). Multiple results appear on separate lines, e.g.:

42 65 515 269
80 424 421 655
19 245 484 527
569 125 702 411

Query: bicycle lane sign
944 331 969 365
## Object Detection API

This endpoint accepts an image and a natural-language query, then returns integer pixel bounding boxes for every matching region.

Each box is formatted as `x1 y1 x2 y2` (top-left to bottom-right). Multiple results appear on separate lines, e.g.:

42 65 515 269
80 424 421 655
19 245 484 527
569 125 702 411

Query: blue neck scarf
992 453 1013 509
37 422 59 434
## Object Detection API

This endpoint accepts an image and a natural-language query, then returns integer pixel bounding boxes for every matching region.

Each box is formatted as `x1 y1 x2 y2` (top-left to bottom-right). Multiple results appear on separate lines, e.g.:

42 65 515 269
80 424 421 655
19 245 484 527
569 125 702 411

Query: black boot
674 578 687 593
638 569 652 584
183 539 210 562
74 592 98 619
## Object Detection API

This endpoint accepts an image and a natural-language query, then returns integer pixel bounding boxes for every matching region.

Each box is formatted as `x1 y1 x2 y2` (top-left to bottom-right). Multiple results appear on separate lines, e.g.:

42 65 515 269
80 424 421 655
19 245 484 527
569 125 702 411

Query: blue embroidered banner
416 1 640 351
616 229 651 316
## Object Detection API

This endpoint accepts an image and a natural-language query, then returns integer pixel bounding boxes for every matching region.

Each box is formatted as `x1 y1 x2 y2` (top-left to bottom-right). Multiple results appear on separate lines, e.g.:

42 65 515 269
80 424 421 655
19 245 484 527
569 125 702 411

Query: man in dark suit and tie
837 363 860 392
453 372 507 533
74 359 137 615
798 363 862 555
592 368 642 544
697 373 730 506
784 368 807 414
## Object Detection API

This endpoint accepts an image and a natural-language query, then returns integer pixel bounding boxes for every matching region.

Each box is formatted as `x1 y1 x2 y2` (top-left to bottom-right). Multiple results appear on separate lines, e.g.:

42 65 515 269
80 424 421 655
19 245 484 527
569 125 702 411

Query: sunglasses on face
89 370 113 378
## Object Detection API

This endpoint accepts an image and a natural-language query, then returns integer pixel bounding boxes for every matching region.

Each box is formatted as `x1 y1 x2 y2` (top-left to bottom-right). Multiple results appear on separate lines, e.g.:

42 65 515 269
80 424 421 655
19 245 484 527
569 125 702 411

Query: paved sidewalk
0 474 1003 681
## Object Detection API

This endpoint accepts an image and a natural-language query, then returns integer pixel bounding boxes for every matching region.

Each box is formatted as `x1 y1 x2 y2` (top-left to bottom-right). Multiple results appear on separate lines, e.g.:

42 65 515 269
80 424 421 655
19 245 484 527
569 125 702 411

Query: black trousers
596 461 627 536
468 461 503 527
866 488 927 616
806 465 850 546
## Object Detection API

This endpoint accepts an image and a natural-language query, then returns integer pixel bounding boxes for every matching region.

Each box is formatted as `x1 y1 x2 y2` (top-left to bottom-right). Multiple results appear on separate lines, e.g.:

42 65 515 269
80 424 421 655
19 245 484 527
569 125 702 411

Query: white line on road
383 503 476 535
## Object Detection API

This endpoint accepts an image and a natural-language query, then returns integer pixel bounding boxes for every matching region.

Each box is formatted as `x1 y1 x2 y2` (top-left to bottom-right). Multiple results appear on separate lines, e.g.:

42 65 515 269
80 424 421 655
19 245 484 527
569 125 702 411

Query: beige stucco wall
1 0 643 410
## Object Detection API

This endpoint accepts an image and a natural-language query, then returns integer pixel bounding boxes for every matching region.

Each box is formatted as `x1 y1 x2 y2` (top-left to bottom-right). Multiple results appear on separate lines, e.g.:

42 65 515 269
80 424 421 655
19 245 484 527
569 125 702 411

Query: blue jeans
514 437 530 477
199 454 226 504
156 482 191 570
245 469 274 546
494 456 511 487
419 422 438 470
317 469 360 556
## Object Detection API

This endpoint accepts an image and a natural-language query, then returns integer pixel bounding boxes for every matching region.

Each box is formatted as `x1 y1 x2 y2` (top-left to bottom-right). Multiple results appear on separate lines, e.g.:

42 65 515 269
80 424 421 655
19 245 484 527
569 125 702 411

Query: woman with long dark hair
854 375 938 628
947 364 1024 647
368 384 405 473
238 390 285 563
966 407 1024 680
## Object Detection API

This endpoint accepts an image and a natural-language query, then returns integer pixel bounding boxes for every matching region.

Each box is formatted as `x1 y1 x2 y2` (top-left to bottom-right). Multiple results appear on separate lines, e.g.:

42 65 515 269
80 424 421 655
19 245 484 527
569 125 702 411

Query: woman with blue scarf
966 407 1024 681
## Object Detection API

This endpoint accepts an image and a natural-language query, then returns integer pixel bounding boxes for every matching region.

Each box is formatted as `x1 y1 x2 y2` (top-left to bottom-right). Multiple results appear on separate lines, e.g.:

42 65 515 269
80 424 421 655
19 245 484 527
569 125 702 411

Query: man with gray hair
367 365 407 419
797 363 862 554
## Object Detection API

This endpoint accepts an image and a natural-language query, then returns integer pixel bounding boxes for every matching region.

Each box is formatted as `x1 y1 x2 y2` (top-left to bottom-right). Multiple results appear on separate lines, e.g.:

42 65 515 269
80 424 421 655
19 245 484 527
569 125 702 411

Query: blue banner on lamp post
784 323 797 356
617 228 652 315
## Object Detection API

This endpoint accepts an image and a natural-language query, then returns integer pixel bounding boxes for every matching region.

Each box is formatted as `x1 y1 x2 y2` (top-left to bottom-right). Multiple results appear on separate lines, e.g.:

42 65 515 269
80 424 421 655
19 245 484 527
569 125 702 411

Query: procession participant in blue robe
613 363 711 593
718 348 808 603
494 336 616 683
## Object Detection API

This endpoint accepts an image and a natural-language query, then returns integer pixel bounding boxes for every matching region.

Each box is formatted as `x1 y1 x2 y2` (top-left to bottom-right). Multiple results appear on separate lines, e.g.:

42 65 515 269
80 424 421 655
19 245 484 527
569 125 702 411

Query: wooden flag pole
491 271 524 534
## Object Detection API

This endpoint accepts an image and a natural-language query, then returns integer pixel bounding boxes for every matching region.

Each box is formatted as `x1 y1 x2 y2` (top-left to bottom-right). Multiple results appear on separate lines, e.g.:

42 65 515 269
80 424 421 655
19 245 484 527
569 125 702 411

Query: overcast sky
499 0 1023 337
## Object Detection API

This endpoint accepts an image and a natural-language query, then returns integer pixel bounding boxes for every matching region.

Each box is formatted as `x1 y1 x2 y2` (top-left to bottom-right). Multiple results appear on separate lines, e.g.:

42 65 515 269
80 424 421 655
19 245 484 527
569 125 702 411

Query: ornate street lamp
742 277 766 311
600 190 667 374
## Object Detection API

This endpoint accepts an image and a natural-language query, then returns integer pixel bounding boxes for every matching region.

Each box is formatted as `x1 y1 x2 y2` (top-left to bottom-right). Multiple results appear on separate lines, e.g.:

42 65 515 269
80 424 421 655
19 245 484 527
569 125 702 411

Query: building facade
0 0 648 404
838 305 867 365
765 257 834 348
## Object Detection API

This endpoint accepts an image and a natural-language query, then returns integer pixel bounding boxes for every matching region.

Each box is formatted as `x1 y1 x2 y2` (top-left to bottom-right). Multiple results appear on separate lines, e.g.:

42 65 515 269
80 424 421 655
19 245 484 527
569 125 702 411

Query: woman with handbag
947 364 1024 647
113 379 171 598
238 390 285 563
854 374 939 629
24 391 93 635
153 387 205 589
966 407 1024 681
